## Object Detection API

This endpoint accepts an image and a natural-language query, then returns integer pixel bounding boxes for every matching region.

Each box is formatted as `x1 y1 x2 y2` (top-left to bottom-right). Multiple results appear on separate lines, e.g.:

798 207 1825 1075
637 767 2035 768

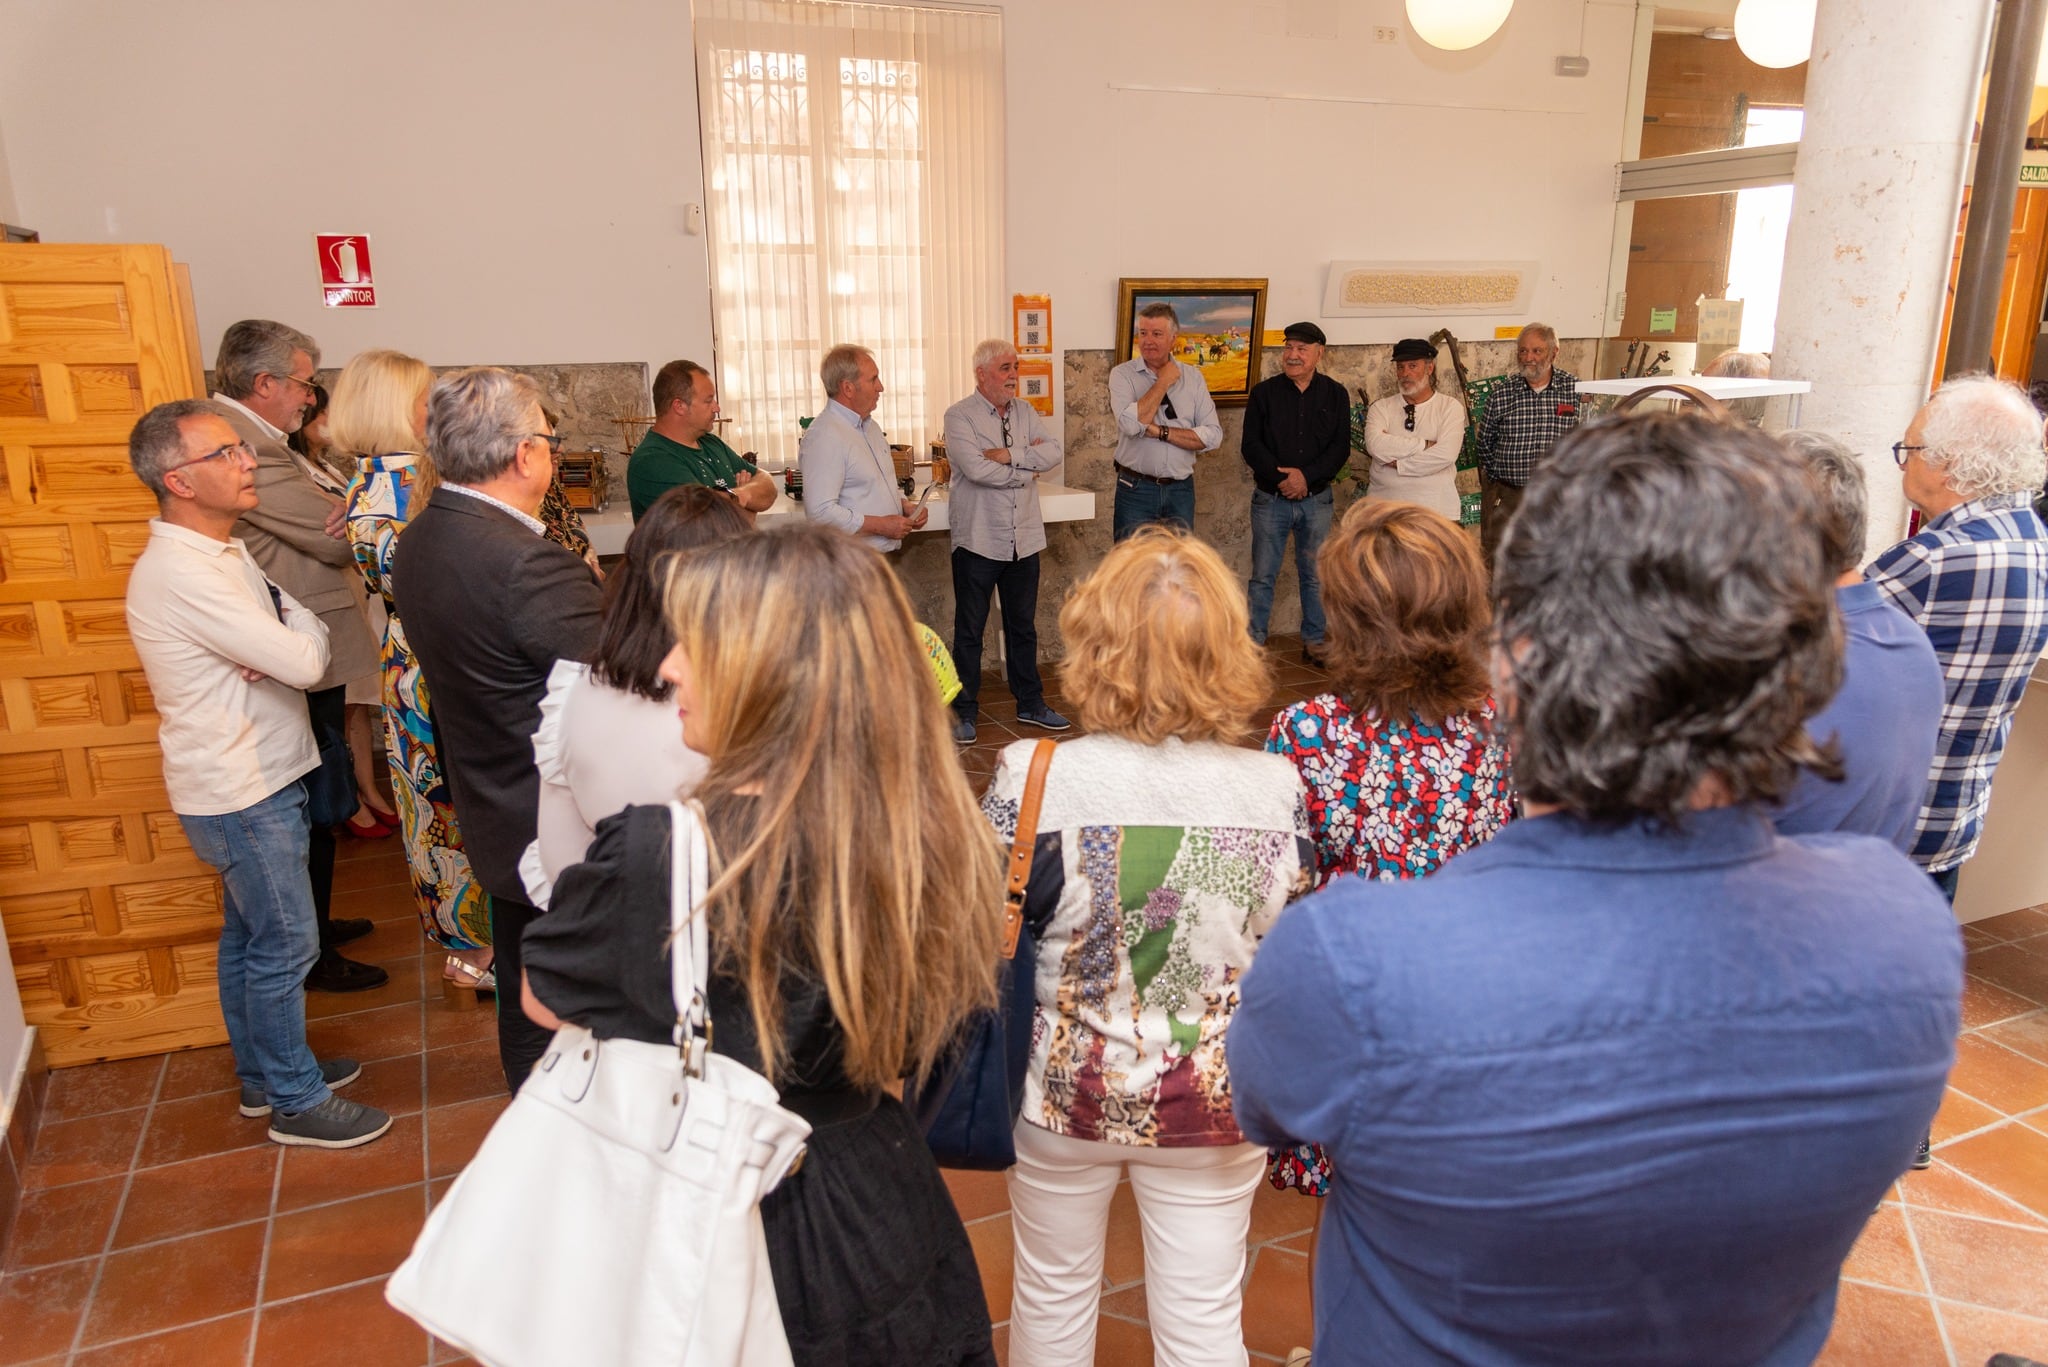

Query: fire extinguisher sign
314 234 377 308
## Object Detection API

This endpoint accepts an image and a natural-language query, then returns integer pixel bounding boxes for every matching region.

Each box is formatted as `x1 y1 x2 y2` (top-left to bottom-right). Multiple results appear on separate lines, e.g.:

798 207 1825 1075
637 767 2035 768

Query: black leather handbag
906 739 1055 1170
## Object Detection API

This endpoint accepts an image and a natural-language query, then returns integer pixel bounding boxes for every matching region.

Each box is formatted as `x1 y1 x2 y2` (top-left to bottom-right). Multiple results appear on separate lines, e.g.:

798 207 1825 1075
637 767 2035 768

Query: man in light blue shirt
1109 302 1223 541
799 343 926 552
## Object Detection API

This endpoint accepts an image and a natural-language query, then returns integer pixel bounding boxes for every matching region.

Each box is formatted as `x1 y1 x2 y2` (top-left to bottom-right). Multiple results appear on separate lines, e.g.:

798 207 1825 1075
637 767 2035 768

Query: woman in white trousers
977 529 1313 1367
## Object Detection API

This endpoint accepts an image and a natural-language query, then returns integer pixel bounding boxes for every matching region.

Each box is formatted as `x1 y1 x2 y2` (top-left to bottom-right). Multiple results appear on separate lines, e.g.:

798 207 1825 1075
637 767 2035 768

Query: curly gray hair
1920 374 2048 500
1493 411 1843 824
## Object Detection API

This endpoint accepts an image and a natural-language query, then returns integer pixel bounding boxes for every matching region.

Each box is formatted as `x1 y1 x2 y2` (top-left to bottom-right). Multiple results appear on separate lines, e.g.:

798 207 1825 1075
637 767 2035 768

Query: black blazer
392 489 601 903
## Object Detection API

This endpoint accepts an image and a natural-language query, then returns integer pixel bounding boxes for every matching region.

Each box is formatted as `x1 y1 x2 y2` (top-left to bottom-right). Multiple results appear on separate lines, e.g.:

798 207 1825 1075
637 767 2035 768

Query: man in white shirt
124 399 389 1150
1110 303 1224 541
799 344 928 552
1365 337 1469 523
212 319 386 994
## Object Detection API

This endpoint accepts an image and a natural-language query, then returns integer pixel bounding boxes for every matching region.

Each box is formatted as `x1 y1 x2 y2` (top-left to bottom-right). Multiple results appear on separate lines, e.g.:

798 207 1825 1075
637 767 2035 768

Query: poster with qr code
1018 358 1055 415
1014 294 1052 354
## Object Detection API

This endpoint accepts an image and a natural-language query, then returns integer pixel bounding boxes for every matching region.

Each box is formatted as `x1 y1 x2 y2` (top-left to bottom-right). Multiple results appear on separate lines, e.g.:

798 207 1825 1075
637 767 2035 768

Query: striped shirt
1866 491 2048 870
1475 368 1581 487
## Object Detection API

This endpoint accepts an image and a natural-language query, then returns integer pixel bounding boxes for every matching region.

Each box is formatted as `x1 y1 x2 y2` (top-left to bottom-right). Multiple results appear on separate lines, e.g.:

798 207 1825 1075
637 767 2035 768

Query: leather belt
1115 462 1184 487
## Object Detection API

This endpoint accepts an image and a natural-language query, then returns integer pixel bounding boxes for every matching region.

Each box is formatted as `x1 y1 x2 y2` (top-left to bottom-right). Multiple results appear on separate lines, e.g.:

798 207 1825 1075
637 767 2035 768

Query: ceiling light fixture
1405 0 1514 51
1732 0 1816 68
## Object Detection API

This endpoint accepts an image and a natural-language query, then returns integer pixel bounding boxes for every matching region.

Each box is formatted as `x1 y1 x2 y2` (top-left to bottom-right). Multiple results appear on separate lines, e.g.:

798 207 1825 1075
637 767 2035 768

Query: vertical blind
694 0 1005 468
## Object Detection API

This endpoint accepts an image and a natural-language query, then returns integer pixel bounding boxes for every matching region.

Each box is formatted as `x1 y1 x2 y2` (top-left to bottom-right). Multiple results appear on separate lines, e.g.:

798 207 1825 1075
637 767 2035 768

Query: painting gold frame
1116 276 1268 406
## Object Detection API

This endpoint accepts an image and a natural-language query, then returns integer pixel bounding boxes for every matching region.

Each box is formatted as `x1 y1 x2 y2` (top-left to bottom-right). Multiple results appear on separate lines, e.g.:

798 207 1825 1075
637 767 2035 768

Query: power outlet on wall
1374 25 1398 42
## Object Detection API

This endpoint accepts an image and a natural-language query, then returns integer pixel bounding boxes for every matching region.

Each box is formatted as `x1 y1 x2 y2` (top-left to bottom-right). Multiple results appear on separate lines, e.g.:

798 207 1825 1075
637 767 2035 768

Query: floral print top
1266 693 1515 890
982 734 1313 1147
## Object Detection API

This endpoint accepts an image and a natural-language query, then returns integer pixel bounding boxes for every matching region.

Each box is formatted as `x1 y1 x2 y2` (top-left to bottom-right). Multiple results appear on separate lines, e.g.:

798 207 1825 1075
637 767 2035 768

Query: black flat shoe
329 917 374 945
305 950 390 994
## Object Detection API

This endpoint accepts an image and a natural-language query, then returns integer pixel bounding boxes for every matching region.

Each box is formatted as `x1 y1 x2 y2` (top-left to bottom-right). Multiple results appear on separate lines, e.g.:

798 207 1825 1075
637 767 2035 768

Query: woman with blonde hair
333 349 494 984
1260 499 1514 1214
521 522 1007 1365
987 527 1311 1367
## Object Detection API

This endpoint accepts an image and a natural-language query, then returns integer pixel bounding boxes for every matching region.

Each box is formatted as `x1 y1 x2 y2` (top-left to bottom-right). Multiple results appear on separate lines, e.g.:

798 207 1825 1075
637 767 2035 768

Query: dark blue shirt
1773 582 1945 851
1230 806 1960 1367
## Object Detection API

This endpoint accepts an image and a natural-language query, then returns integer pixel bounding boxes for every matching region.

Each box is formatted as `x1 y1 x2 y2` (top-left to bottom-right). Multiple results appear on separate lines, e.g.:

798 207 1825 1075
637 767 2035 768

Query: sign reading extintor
316 234 377 308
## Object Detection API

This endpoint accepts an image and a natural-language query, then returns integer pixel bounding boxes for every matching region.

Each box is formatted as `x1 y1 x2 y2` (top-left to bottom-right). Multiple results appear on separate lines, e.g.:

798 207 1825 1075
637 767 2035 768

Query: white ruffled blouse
519 658 709 907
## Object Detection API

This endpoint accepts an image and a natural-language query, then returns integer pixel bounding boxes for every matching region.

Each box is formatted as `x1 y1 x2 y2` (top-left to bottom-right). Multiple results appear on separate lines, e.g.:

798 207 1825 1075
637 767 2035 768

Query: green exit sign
2022 163 2048 185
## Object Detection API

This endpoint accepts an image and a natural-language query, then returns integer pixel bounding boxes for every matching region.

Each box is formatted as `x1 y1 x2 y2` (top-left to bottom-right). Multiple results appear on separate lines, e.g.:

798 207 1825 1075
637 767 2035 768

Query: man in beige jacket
214 319 385 993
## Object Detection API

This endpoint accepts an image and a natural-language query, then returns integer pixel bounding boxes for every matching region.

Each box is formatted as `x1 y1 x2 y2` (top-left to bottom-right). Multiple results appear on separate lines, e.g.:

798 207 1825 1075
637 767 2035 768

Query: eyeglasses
1403 403 1417 432
166 440 254 474
1892 442 1926 468
265 372 319 398
529 432 565 455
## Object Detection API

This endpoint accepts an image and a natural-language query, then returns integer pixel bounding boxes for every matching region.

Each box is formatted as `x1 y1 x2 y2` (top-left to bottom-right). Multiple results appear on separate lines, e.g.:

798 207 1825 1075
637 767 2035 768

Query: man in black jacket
1241 321 1350 665
394 368 601 1091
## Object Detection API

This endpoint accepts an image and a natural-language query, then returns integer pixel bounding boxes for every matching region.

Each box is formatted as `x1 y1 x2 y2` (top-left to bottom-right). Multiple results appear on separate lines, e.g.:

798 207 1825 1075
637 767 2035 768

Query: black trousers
490 894 553 1093
950 547 1042 714
305 685 347 951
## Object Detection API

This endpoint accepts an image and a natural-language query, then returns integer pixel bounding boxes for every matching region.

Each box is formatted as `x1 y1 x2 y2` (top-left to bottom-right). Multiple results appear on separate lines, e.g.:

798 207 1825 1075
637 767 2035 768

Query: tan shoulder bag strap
999 739 1057 960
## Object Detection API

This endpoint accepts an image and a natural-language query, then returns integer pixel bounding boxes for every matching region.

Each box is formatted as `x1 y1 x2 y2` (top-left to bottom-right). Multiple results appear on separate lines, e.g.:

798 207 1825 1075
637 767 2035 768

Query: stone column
1770 0 1996 558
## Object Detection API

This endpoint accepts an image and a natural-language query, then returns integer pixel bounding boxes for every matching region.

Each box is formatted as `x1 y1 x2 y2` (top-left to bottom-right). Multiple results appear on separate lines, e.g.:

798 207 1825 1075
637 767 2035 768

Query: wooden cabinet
0 243 227 1068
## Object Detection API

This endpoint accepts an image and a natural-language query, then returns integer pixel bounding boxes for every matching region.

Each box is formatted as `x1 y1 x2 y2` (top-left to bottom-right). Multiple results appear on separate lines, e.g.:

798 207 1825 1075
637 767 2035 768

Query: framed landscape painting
1116 277 1268 406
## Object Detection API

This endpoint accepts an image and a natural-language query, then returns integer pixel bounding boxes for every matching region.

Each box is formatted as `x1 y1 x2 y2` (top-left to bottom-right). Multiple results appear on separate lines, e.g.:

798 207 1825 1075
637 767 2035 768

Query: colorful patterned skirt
381 614 492 950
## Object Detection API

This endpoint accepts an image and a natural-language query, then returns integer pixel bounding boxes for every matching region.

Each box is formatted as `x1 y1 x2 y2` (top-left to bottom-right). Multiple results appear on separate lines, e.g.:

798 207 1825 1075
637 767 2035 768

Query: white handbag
385 800 812 1367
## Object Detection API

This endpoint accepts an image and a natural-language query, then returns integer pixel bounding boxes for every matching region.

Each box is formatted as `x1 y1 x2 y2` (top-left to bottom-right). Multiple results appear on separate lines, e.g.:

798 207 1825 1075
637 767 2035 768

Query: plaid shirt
1866 491 2048 871
1475 368 1580 486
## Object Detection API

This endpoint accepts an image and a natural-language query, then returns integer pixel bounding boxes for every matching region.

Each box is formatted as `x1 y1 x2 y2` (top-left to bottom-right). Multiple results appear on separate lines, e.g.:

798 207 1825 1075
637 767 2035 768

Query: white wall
0 112 19 227
0 0 713 379
1002 0 1639 350
0 0 1636 389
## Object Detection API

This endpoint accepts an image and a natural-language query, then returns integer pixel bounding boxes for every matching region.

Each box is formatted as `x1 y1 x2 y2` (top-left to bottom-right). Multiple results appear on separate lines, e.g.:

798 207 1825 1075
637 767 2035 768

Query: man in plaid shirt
1475 323 1581 570
1868 374 2048 897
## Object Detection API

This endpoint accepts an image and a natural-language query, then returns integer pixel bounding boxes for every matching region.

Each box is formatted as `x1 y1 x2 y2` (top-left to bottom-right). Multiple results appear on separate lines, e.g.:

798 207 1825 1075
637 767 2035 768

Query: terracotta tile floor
5 638 2048 1365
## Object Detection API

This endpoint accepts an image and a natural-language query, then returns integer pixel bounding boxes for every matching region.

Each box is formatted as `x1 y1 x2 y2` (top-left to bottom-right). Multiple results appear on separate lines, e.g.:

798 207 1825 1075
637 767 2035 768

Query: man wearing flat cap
1242 320 1350 664
1364 338 1468 522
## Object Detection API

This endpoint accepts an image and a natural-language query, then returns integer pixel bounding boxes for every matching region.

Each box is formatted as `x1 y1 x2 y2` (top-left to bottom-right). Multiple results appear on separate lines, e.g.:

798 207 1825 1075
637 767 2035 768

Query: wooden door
0 243 224 1068
1936 187 2048 381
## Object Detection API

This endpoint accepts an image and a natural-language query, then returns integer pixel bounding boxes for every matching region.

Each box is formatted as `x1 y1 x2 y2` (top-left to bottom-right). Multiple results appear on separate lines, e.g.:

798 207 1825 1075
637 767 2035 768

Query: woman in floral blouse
1265 499 1515 1199
983 528 1312 1367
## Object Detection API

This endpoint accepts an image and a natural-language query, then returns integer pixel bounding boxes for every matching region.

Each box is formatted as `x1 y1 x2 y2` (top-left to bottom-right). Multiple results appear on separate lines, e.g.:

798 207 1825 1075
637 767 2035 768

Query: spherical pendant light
1405 0 1514 52
1733 0 1816 69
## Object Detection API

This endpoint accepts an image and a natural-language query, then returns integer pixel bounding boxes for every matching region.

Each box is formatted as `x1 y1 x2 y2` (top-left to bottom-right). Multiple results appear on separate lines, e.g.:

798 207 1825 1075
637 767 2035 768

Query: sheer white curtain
694 0 1005 468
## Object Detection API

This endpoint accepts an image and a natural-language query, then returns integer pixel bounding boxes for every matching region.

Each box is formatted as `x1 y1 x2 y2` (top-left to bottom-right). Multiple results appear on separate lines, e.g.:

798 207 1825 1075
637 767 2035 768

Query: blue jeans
1247 487 1333 645
179 781 328 1115
1113 472 1196 542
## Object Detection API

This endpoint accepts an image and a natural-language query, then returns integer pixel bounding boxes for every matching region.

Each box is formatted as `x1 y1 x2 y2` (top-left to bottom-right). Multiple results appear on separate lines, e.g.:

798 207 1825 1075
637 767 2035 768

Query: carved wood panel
0 243 219 1067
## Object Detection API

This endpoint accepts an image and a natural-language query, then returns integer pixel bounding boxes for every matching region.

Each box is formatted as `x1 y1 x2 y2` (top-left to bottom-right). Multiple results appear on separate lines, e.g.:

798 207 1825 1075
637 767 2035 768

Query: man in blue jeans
125 399 389 1149
1241 321 1349 663
1109 302 1223 541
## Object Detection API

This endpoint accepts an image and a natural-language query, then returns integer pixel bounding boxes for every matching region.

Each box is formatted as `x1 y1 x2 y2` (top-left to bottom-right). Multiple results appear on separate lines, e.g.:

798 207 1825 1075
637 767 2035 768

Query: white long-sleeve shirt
125 520 330 816
1364 390 1468 522
1111 357 1222 480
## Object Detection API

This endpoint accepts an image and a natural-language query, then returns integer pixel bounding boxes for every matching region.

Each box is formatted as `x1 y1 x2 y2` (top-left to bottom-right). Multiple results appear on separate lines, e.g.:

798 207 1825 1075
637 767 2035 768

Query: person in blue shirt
1230 410 1962 1367
1771 429 1944 851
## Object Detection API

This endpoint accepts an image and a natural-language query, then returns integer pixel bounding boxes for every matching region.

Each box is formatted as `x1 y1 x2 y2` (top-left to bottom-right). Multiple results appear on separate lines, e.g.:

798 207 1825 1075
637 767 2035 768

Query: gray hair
1780 429 1867 575
1702 350 1770 380
971 338 1017 372
426 367 544 485
214 319 320 401
1920 373 2048 500
820 344 874 401
1518 322 1558 350
1493 411 1842 825
129 398 233 499
1136 302 1179 331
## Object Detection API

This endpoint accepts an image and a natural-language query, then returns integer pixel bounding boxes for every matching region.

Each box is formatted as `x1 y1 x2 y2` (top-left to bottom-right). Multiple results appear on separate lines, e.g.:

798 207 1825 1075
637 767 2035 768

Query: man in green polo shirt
627 359 778 519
